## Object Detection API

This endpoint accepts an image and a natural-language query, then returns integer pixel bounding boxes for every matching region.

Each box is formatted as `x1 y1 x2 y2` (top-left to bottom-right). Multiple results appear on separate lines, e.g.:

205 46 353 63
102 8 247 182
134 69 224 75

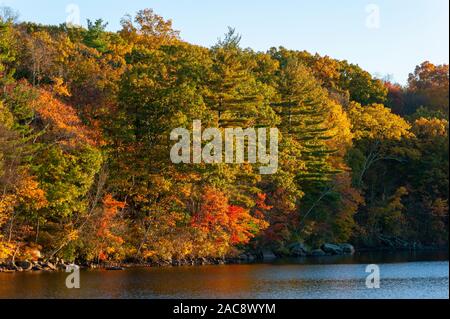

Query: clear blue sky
1 0 448 84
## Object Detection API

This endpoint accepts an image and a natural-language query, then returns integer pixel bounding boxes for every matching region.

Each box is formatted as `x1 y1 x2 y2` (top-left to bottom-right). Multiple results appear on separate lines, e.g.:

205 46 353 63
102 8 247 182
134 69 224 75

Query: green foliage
84 19 109 53
33 145 102 219
338 61 388 105
0 17 16 84
0 8 447 263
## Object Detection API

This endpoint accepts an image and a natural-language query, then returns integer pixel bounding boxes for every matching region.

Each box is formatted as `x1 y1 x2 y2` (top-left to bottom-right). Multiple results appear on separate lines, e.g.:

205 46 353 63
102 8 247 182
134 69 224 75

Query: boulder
42 262 57 271
1 268 16 273
217 259 225 265
262 250 277 260
57 263 67 271
310 249 327 256
238 254 249 261
339 243 355 255
32 264 43 271
171 260 181 266
288 243 309 257
15 260 33 271
321 243 343 255
105 266 125 271
273 247 290 258
237 253 255 262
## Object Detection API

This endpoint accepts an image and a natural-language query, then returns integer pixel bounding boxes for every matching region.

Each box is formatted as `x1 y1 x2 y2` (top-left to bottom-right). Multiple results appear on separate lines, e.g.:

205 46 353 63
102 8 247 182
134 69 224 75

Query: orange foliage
191 187 268 245
15 175 48 211
97 194 125 239
227 205 268 245
95 194 126 261
34 90 103 147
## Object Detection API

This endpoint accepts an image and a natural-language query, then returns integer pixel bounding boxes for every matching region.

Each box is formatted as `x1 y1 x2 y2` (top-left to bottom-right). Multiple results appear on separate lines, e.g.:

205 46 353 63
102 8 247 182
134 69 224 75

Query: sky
1 0 448 84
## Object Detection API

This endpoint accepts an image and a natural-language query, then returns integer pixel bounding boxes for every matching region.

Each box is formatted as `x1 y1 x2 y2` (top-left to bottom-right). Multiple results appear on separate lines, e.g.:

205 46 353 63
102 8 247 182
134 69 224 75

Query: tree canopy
0 9 448 263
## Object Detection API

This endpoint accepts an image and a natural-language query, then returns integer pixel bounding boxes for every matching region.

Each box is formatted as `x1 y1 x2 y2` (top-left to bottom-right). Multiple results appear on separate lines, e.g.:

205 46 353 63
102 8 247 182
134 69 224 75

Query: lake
0 251 448 299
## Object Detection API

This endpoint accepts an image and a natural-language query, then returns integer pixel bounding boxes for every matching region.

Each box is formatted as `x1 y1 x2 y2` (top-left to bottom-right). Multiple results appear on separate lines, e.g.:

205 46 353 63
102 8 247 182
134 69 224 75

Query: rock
32 261 43 270
238 254 248 261
47 262 57 270
164 259 172 266
42 262 57 271
1 268 15 273
236 254 255 262
378 235 396 248
288 242 309 257
321 243 344 255
16 261 33 271
32 265 43 271
339 243 355 255
262 250 277 260
273 247 290 258
171 260 180 266
2 262 14 271
105 266 125 271
310 249 327 256
57 263 67 270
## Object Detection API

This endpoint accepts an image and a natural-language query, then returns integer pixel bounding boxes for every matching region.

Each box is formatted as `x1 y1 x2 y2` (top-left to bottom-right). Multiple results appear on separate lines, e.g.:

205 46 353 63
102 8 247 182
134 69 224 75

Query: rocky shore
0 259 66 273
1 240 445 273
0 242 355 273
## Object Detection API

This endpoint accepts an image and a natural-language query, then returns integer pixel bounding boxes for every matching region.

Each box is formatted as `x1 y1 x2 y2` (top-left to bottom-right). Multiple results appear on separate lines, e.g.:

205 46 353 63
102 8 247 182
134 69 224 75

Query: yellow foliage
0 238 14 260
413 117 449 138
0 194 16 220
348 102 413 140
326 101 354 154
51 77 71 97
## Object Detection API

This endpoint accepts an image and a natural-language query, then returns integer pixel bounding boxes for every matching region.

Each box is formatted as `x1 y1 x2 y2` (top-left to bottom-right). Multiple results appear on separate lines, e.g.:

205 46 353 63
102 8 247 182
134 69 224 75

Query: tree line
0 8 448 263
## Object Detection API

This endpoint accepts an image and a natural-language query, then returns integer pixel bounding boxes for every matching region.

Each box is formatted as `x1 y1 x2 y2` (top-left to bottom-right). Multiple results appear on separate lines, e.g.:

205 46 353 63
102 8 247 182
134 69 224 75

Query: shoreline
1 246 448 273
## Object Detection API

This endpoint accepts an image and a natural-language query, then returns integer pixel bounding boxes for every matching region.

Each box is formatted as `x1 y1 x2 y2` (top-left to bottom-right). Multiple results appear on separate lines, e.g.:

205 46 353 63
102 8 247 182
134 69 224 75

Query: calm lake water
0 251 448 299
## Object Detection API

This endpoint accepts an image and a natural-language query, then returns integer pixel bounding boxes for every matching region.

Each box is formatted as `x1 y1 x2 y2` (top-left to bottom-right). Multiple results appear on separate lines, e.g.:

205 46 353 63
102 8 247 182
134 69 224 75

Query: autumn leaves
0 8 448 265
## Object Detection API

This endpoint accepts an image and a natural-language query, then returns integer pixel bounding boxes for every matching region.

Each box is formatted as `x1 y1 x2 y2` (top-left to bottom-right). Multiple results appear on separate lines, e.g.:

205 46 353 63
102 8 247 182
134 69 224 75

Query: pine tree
0 16 16 86
206 28 276 128
272 58 338 186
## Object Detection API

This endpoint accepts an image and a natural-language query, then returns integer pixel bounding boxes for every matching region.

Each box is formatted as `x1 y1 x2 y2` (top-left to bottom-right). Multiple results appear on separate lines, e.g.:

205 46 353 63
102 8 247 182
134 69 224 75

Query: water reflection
0 251 448 299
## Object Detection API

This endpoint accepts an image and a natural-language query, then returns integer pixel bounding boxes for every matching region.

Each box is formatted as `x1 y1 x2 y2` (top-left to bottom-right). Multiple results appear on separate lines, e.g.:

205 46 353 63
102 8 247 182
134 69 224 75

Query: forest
0 8 448 265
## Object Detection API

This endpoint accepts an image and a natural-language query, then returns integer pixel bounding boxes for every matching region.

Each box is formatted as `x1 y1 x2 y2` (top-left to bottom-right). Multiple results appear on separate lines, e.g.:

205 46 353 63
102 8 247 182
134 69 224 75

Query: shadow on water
268 250 450 266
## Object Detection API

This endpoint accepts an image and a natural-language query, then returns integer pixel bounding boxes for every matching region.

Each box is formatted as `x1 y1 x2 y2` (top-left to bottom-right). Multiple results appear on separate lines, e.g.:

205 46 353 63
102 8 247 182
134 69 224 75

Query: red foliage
191 187 268 245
